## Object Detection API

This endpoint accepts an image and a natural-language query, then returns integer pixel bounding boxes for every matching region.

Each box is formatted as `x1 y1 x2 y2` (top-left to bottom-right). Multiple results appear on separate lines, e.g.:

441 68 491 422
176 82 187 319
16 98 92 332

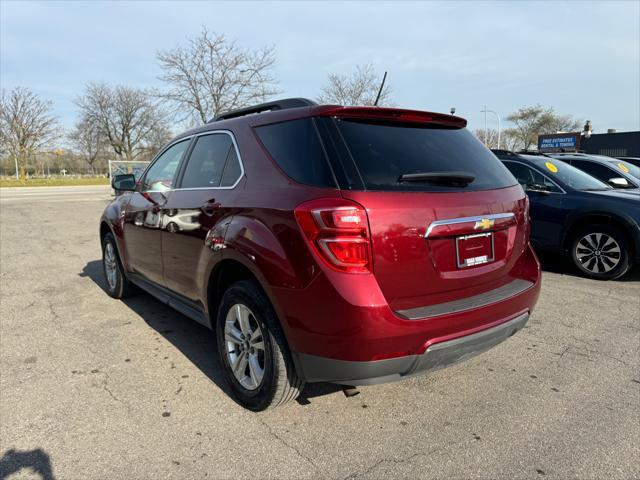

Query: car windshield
605 159 640 182
523 156 612 191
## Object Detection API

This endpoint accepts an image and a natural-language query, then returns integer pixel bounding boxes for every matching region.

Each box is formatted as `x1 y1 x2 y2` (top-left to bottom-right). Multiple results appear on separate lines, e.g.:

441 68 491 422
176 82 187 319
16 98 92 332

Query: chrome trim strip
396 278 534 320
424 212 515 238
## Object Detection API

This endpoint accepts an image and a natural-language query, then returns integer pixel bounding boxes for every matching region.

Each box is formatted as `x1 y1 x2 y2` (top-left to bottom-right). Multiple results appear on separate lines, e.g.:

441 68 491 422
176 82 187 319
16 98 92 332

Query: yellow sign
474 218 494 230
618 162 630 173
545 162 558 173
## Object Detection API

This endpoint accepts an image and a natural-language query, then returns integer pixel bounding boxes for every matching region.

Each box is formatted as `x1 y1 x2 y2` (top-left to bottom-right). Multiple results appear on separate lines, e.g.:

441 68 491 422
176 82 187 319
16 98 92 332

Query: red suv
101 98 541 410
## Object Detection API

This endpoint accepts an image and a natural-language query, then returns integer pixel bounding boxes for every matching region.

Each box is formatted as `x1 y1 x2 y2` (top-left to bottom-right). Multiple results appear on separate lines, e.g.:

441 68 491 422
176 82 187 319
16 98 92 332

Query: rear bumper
272 243 540 378
297 312 529 385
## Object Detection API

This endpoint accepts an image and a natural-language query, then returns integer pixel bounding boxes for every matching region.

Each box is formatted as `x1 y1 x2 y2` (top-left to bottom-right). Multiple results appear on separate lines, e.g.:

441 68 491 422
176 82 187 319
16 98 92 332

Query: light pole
480 107 501 148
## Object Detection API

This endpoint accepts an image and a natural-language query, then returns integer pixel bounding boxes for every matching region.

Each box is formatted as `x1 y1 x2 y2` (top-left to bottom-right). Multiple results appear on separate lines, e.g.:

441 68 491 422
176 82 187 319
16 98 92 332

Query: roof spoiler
317 106 467 128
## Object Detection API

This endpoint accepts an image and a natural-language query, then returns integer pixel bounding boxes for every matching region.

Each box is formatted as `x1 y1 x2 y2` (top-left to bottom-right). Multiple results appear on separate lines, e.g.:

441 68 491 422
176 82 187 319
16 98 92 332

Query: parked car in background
493 150 640 280
99 99 542 410
547 153 640 191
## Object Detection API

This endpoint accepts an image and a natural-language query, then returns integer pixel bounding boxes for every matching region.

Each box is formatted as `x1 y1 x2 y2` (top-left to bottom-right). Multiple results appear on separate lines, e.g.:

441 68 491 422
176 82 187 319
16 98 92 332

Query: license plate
456 232 494 268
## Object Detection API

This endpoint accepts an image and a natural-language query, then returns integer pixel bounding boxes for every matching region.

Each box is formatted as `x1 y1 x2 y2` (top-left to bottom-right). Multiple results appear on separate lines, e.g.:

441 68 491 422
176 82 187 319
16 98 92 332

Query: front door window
141 140 190 192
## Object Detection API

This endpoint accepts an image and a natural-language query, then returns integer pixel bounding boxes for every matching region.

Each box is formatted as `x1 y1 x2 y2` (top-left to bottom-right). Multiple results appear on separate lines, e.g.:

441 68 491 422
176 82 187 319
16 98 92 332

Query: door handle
201 199 221 215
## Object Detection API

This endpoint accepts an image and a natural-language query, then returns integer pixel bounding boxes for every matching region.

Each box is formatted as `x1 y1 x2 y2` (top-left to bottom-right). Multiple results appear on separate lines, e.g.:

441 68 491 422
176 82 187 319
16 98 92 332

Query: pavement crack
257 417 318 472
559 345 630 367
94 370 130 411
517 334 633 368
595 351 631 367
345 438 466 479
345 452 423 480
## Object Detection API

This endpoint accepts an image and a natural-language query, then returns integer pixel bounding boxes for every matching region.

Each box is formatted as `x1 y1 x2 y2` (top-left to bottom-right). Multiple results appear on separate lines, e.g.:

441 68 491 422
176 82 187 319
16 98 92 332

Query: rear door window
181 133 233 188
333 119 517 192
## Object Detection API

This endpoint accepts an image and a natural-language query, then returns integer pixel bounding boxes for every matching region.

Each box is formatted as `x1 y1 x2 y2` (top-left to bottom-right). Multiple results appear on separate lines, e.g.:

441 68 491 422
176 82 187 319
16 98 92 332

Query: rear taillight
295 199 372 273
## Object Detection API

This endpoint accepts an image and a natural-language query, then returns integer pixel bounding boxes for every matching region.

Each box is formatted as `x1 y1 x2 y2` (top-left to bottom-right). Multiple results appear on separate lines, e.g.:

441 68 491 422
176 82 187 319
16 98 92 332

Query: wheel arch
205 256 290 333
210 212 314 330
99 220 112 241
562 212 637 258
99 218 130 271
205 256 305 379
207 259 259 320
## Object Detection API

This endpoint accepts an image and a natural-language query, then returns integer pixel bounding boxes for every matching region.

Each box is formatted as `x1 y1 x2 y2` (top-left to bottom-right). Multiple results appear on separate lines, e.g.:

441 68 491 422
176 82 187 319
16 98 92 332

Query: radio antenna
373 71 387 107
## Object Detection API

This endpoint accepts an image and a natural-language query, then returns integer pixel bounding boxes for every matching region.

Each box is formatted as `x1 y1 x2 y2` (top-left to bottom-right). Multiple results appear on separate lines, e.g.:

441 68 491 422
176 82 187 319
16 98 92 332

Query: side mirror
112 174 136 192
608 177 630 188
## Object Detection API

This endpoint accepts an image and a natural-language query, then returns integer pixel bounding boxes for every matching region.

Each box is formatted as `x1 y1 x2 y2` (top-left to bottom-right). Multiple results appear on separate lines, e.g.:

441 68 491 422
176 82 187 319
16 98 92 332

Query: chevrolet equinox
100 98 541 410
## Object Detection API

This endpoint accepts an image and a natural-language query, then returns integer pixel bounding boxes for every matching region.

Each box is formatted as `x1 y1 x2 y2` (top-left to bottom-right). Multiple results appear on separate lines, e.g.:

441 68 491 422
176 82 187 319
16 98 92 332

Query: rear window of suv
334 119 517 192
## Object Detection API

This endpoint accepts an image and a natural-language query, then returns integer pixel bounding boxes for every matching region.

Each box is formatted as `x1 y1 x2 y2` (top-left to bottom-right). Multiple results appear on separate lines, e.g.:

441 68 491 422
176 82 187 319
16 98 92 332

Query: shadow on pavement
80 260 342 406
0 448 55 480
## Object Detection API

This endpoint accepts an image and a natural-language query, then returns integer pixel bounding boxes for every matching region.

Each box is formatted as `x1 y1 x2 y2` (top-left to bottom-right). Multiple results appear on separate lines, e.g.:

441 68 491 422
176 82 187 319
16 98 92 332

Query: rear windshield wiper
398 171 475 186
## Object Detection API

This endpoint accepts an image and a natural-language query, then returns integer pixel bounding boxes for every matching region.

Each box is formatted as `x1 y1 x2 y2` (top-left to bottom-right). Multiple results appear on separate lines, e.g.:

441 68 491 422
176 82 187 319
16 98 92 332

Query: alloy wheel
224 304 265 391
575 232 621 274
104 242 118 290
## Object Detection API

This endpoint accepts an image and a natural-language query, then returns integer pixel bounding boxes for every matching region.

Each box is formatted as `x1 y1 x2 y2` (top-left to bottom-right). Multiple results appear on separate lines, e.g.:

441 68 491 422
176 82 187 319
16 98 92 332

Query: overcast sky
2 0 639 135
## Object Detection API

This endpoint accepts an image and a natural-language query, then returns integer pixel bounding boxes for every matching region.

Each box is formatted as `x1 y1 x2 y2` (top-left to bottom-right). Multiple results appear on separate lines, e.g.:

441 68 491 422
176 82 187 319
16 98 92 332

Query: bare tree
68 116 108 174
156 27 279 124
501 130 522 151
505 105 581 151
0 87 59 180
138 122 173 161
75 83 169 161
474 128 521 151
318 64 392 106
474 128 500 149
548 113 582 134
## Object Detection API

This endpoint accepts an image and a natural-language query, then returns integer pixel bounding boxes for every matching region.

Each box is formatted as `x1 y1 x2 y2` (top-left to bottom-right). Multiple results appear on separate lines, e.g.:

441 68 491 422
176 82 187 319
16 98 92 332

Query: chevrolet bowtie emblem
474 218 494 230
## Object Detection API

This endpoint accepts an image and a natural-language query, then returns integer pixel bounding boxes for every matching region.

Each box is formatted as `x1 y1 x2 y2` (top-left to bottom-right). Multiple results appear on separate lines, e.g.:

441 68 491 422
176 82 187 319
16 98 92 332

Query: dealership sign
538 132 581 152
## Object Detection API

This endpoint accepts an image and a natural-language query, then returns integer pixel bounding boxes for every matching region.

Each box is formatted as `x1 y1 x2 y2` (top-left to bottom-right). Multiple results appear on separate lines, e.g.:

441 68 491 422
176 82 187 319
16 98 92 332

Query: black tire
216 280 304 411
101 232 136 298
570 223 632 280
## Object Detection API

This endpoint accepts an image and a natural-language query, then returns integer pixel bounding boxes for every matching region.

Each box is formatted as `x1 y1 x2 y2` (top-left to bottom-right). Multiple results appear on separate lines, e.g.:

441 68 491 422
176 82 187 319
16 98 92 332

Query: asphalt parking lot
1 185 639 480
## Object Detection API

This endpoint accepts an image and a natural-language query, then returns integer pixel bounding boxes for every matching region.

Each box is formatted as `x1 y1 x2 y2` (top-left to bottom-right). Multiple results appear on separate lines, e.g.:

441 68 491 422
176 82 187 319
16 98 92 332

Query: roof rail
210 98 317 123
